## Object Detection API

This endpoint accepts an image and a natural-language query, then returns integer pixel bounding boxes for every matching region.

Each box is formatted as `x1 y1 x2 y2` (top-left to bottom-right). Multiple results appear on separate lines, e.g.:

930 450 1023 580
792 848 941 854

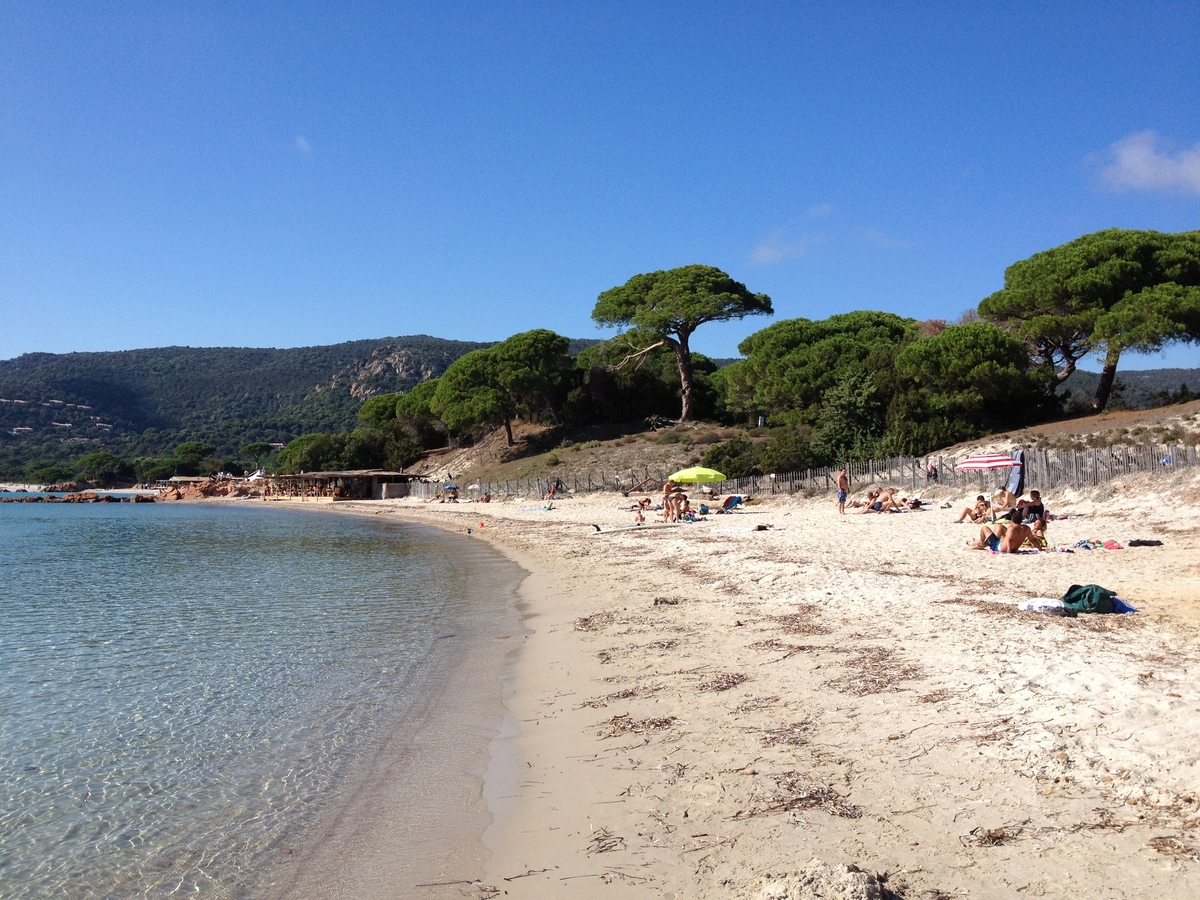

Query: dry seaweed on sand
575 610 617 632
586 828 626 854
748 638 825 657
734 695 780 713
962 824 1028 846
759 720 813 747
823 646 922 695
578 683 664 708
644 639 679 652
971 716 1018 743
698 672 748 692
749 638 793 652
938 597 1145 632
601 641 678 662
598 714 681 738
1146 836 1200 860
766 609 830 636
734 771 861 819
917 689 954 704
940 596 1019 617
659 762 690 784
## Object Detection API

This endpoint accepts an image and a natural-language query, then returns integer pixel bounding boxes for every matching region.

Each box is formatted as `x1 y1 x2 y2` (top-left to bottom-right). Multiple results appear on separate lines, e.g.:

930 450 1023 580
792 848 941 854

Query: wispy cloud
1092 130 1200 196
749 234 818 265
804 203 834 220
861 227 914 250
749 218 915 265
295 135 313 153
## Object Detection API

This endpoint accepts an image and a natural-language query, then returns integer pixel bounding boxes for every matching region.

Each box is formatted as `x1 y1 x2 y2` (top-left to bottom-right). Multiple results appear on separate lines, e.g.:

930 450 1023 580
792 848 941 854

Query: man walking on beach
836 467 849 515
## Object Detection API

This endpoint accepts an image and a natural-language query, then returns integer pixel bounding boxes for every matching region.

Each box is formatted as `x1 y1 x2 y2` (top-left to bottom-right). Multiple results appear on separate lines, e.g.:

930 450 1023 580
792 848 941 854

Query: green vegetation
0 336 491 480
720 310 916 426
592 265 773 421
979 228 1200 412
3 233 1199 485
432 330 573 445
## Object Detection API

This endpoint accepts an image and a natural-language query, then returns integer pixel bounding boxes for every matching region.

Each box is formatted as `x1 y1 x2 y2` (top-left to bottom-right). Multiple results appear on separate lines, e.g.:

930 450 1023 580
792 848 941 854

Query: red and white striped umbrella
954 454 1021 472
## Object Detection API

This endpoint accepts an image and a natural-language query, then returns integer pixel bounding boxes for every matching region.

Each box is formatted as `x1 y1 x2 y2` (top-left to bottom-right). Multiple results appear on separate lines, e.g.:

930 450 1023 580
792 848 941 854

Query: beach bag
1060 584 1115 614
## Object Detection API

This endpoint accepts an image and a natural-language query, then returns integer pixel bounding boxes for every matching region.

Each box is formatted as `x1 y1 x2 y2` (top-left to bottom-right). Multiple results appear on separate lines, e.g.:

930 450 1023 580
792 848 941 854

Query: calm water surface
0 503 523 898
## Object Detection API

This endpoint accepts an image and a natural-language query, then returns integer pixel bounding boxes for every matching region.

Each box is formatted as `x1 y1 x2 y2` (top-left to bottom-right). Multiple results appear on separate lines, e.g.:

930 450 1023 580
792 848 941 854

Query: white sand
331 472 1200 898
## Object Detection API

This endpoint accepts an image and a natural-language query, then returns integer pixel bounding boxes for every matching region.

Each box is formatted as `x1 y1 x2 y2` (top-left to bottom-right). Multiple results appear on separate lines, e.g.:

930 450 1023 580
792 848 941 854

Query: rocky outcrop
319 345 463 401
0 491 158 503
158 481 261 502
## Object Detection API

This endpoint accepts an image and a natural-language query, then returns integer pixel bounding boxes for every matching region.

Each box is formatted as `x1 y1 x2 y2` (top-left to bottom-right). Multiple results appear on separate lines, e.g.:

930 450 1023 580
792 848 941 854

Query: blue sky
2 2 1198 371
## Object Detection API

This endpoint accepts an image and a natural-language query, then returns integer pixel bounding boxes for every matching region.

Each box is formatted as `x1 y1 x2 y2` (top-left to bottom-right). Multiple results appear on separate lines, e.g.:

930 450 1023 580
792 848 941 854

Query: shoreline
292 474 1199 897
259 503 535 899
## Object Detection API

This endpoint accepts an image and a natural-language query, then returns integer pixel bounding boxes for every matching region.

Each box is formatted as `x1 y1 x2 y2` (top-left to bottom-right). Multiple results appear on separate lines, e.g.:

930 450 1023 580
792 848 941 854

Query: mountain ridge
0 335 501 475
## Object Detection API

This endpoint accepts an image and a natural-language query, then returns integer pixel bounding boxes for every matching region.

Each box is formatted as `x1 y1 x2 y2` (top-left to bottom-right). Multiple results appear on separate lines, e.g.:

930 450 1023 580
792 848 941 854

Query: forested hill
1058 367 1200 409
0 335 500 472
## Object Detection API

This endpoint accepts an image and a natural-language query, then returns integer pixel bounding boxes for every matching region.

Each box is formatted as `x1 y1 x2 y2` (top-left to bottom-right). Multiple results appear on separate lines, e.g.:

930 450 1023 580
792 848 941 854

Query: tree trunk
1053 358 1077 385
672 335 695 422
503 418 514 446
1092 346 1122 412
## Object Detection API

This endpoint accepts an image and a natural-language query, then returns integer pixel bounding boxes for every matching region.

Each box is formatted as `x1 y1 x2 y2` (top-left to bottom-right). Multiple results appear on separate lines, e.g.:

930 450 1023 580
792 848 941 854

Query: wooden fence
403 442 1200 501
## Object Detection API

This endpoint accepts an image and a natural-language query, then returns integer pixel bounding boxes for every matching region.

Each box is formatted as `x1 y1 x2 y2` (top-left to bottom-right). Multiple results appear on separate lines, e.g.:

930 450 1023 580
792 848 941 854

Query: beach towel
1020 597 1067 612
1006 450 1025 498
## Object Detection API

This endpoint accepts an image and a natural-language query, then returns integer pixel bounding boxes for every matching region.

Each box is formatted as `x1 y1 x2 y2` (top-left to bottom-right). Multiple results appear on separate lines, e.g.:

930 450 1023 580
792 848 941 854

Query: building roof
270 469 412 480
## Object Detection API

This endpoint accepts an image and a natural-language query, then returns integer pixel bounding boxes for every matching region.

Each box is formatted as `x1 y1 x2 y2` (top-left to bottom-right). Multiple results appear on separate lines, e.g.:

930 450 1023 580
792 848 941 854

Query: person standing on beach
836 468 849 514
662 479 677 522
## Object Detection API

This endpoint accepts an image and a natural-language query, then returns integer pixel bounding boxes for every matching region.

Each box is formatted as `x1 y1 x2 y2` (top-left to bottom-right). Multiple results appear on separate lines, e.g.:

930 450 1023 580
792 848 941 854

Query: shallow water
0 502 523 898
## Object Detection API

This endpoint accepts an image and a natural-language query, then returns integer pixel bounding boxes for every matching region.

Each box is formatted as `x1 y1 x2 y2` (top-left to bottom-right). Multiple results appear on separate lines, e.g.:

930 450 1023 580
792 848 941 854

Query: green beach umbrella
668 466 726 484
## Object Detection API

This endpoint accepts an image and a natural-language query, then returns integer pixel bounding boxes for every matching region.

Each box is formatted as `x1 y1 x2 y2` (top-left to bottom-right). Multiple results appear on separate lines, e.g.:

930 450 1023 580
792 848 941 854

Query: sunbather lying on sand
859 487 899 513
968 521 1041 552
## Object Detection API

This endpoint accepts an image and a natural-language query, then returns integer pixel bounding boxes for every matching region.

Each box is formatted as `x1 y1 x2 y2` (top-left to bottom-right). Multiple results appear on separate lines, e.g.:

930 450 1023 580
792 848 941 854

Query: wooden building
265 470 417 501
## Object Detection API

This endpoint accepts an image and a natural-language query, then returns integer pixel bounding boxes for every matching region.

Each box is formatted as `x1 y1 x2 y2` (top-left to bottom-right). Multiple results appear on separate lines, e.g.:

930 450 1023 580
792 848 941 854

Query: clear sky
2 2 1198 370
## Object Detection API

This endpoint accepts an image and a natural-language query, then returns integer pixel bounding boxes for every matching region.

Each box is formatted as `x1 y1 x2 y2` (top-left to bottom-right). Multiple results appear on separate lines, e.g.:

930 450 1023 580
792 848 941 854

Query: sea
0 500 526 898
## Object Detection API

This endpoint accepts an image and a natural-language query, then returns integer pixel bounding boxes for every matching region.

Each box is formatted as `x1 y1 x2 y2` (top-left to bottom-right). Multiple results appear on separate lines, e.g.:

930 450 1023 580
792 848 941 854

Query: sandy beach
315 471 1200 899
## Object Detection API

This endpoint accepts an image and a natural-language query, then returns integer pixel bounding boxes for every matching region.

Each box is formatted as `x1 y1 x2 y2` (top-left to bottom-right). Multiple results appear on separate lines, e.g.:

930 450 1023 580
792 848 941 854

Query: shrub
701 434 759 479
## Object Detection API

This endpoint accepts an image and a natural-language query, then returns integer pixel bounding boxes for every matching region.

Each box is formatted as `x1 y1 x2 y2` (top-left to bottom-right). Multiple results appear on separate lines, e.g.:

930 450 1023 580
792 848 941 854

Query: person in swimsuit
662 480 677 522
837 468 849 515
992 488 1018 516
955 495 991 523
857 488 883 513
968 522 1038 552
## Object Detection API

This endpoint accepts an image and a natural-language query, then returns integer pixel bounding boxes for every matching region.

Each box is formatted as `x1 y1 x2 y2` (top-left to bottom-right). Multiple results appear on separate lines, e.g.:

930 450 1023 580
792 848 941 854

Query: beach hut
265 470 414 500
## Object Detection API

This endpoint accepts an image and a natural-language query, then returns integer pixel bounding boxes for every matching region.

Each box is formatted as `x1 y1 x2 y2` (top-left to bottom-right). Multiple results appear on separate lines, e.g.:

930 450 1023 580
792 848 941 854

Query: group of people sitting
855 487 923 513
960 488 1049 552
850 482 1052 553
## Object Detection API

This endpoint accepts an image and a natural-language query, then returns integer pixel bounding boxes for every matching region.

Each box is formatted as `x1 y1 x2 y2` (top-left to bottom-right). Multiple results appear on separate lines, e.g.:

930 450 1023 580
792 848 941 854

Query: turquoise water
0 503 524 898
